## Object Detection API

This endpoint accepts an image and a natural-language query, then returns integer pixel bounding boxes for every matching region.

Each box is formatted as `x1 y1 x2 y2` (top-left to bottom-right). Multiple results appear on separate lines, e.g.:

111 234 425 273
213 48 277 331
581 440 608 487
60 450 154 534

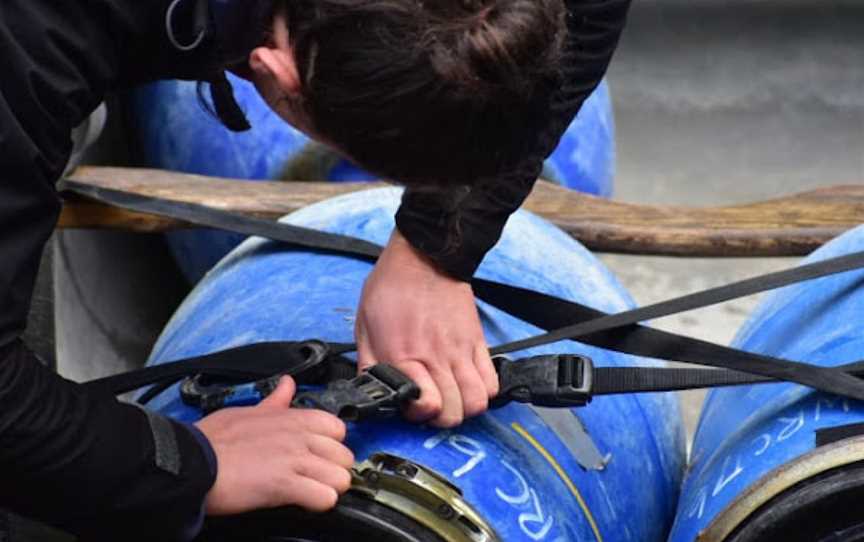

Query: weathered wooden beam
59 166 864 257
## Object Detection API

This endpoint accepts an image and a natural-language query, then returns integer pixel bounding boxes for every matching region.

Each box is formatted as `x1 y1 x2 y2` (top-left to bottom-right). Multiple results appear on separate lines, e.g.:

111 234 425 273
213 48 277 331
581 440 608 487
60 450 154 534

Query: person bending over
0 0 631 539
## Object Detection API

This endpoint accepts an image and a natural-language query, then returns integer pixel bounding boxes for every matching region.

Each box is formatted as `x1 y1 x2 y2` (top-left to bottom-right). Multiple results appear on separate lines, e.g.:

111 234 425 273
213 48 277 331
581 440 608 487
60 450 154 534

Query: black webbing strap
815 420 864 448
594 366 771 394
591 359 864 395
474 280 864 400
61 180 864 400
486 250 864 354
61 181 382 260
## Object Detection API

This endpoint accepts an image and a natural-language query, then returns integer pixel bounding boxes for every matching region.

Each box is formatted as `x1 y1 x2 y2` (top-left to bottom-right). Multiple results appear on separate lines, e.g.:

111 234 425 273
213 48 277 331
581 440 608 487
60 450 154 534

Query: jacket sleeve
395 0 633 281
0 90 216 541
395 158 543 282
0 342 217 541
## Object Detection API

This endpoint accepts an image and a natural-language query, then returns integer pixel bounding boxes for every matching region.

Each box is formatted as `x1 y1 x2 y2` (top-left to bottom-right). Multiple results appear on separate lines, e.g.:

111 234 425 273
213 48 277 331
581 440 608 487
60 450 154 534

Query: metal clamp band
351 453 499 542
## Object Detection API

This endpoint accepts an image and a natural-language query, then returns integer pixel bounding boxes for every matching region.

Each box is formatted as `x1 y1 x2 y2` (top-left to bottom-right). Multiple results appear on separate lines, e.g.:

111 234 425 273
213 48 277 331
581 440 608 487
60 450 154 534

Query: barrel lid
349 453 498 542
700 435 864 541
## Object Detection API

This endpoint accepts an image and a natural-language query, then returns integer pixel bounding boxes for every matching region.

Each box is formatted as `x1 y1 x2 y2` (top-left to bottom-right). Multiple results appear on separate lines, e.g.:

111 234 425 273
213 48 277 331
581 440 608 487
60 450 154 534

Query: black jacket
0 0 631 539
0 0 229 538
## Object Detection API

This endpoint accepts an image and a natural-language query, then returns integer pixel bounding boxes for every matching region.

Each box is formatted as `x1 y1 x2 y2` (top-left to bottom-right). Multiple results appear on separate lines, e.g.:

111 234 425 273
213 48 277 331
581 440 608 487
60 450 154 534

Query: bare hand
355 230 498 428
195 376 354 515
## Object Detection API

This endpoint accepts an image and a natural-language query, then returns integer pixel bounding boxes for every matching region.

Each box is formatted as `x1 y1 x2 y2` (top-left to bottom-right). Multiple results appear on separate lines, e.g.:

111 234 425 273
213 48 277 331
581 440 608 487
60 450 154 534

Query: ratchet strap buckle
492 354 594 408
291 365 421 421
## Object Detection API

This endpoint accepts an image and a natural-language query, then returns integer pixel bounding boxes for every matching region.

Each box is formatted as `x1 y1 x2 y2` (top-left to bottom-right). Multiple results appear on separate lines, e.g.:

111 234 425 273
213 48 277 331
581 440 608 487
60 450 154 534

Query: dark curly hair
279 0 567 186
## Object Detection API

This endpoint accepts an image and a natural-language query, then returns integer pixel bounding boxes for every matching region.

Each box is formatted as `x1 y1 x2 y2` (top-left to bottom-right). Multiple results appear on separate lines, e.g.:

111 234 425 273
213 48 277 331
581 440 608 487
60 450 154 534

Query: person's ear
249 46 302 96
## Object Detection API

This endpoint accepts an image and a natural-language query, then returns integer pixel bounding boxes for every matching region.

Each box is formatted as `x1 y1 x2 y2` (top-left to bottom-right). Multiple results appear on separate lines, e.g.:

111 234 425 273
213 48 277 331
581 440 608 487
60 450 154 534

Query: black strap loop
84 340 355 396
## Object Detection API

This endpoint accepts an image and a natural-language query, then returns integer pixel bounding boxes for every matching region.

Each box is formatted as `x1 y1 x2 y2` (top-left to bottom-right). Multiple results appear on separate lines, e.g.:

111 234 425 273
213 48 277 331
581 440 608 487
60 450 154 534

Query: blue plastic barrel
145 189 683 542
127 75 615 283
669 225 864 542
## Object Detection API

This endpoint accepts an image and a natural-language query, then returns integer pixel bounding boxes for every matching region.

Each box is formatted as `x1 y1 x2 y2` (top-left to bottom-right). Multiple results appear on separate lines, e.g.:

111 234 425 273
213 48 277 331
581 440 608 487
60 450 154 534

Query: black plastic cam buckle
492 354 594 408
291 365 421 422
181 340 332 413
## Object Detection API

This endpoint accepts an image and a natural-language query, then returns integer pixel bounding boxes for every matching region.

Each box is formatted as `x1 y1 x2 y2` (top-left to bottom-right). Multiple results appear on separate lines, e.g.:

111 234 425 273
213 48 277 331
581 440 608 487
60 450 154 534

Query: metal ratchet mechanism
491 354 594 408
351 453 500 542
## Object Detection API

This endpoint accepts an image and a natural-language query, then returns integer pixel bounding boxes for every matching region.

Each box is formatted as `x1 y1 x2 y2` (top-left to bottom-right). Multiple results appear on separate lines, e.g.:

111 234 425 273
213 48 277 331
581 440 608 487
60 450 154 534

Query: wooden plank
59 166 864 256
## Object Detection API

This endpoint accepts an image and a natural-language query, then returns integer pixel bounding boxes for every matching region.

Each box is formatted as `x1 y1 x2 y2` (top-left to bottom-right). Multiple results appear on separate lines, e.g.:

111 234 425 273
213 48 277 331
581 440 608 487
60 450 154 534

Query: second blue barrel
670 225 864 542
126 75 616 283
145 189 683 541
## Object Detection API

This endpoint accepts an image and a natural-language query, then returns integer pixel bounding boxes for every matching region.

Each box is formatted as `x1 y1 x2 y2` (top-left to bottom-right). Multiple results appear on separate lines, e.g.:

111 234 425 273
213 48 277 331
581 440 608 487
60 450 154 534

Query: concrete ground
598 0 864 446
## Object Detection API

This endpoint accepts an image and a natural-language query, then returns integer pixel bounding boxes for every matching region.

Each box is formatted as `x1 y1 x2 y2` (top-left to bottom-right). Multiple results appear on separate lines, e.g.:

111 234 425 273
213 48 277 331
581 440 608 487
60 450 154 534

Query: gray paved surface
599 0 864 449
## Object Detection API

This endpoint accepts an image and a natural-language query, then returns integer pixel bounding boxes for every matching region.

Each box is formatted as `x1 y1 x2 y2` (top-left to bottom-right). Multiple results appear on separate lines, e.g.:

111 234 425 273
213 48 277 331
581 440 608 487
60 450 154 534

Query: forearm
0 340 216 540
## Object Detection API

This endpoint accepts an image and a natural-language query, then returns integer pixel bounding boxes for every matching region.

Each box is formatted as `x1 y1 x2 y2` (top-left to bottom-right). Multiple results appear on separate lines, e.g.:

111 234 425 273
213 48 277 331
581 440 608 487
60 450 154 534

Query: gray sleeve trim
131 404 182 476
0 509 10 542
